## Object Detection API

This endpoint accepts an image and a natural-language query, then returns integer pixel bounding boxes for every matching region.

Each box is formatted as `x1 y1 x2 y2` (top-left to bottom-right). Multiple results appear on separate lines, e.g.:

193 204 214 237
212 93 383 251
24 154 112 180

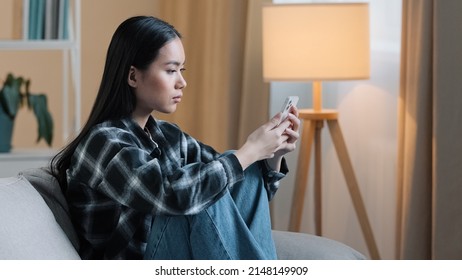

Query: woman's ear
127 66 137 88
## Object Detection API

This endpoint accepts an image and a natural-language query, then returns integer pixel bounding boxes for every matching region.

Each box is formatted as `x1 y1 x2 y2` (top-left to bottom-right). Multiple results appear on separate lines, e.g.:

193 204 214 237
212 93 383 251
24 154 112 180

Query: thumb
267 112 283 130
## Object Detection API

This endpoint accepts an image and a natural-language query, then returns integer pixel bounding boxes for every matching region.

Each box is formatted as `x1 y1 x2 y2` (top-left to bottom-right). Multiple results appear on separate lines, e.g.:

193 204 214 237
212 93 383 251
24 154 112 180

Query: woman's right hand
234 112 293 170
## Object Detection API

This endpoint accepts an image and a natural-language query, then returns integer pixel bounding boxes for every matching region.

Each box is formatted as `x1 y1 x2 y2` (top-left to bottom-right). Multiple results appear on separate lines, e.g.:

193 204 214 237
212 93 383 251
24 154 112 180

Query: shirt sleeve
181 130 289 201
259 158 289 201
67 128 244 216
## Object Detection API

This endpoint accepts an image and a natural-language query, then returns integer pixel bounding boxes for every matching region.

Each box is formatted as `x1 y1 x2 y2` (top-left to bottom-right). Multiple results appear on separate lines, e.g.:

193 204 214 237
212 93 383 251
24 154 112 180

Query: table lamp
262 3 380 259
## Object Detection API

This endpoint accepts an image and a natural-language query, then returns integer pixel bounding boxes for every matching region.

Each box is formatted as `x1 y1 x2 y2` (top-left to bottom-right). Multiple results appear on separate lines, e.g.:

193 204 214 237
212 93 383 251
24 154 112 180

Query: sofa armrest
0 175 80 260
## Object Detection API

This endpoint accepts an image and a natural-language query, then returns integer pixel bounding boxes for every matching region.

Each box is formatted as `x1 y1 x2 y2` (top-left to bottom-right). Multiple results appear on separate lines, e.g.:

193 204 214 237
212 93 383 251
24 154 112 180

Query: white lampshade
262 3 370 81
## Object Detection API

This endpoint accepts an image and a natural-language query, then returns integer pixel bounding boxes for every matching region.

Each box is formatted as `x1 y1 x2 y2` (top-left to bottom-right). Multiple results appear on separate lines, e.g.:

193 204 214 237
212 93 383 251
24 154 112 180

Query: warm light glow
262 3 370 81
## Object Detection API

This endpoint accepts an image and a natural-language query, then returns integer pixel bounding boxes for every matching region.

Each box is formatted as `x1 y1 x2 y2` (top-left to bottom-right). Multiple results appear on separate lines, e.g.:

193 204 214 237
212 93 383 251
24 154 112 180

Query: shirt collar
120 116 161 158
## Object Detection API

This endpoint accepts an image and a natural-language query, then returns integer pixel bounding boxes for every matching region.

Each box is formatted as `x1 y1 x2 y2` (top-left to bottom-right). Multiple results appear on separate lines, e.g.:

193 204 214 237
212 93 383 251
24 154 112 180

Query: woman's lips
173 95 182 103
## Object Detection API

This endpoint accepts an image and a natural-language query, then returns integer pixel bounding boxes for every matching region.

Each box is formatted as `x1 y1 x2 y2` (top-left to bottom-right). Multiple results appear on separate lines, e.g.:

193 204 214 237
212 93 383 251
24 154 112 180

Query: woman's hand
274 105 300 155
235 106 300 170
266 106 300 171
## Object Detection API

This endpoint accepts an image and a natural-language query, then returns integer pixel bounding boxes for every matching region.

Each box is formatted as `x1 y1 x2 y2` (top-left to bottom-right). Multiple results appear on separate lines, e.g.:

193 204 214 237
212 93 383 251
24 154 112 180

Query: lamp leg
314 120 323 236
327 119 381 260
289 119 316 232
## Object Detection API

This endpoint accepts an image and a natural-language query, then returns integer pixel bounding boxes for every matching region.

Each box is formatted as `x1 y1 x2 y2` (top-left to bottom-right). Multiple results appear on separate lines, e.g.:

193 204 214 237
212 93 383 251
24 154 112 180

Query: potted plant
0 73 53 153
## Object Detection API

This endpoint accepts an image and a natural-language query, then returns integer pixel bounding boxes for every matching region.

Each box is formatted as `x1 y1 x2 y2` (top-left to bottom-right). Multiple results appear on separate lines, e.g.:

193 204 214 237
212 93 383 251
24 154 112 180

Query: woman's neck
131 112 151 129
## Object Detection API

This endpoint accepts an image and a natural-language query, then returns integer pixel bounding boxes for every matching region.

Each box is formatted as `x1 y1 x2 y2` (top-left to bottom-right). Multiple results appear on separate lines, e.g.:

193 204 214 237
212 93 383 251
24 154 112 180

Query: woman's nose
176 74 187 89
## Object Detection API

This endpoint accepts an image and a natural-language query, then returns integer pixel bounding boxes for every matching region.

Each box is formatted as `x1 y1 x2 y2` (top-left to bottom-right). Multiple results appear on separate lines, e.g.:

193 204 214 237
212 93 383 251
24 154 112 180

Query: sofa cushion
20 167 80 250
0 175 80 260
272 230 366 260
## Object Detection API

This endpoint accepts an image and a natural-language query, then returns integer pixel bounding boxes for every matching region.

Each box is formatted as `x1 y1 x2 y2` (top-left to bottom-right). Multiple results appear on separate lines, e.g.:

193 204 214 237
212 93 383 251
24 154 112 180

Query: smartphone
277 96 299 126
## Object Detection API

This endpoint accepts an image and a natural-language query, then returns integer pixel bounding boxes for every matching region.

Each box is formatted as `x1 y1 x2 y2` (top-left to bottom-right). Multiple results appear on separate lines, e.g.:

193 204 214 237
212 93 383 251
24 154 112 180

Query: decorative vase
0 106 14 153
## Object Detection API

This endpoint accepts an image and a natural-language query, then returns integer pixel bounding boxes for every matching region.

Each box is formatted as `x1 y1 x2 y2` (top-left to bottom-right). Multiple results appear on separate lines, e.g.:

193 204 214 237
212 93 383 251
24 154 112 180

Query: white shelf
0 0 81 143
0 40 76 50
0 149 55 177
0 149 56 161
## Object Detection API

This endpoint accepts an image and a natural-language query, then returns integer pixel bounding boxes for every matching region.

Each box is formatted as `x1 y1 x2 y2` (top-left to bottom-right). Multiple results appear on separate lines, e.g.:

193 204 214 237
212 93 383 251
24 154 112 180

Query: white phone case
277 96 299 126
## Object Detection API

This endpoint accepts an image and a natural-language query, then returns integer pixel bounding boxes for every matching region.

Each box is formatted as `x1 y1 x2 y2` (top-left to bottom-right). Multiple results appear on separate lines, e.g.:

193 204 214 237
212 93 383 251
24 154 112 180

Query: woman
51 16 299 260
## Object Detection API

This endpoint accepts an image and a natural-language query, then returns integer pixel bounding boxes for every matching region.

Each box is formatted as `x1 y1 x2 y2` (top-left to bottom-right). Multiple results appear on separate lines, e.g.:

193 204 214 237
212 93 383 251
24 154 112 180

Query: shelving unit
0 0 81 143
0 0 81 175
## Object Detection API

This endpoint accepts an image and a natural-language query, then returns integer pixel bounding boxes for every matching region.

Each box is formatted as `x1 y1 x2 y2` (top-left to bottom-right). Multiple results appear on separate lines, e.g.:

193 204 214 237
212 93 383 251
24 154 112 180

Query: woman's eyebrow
164 61 185 66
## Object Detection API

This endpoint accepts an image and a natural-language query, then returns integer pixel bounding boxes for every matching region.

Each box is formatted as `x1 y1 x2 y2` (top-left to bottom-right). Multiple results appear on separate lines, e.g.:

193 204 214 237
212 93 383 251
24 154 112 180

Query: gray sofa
0 168 365 260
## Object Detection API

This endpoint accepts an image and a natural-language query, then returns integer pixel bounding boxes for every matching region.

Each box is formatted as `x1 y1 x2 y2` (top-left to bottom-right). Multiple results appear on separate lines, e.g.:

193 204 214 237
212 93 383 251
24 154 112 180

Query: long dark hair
50 16 181 190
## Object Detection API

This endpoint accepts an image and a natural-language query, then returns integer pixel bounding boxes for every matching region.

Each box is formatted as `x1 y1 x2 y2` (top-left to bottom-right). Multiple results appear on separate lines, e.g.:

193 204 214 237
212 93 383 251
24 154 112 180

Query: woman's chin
158 105 178 114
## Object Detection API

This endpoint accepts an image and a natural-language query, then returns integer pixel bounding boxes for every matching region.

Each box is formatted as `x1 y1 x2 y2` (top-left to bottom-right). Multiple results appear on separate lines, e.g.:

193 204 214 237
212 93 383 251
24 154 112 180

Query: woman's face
130 37 187 116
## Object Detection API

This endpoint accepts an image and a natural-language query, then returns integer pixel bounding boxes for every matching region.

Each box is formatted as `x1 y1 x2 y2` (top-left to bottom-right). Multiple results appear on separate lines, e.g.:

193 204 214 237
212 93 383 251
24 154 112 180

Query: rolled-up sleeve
259 158 289 201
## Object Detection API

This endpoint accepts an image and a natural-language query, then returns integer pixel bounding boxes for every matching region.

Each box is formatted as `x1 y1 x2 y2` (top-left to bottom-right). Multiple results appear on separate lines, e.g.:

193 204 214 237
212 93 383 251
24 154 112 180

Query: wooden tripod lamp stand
262 3 380 260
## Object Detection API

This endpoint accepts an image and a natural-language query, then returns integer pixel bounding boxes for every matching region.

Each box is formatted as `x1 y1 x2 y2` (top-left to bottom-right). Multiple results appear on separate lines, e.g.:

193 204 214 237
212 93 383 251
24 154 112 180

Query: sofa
0 167 365 260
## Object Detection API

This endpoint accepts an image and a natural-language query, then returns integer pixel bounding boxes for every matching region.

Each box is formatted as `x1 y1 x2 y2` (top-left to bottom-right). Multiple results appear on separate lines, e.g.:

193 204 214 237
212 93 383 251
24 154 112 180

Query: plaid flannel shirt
66 116 287 259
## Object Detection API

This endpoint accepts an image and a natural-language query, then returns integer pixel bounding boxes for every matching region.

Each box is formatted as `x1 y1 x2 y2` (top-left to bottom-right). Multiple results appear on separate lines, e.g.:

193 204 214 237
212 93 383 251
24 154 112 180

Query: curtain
154 0 270 152
397 0 462 259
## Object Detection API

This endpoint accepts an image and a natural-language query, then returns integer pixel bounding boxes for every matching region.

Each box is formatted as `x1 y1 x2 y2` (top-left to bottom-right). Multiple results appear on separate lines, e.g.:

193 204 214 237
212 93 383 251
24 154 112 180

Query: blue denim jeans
143 160 277 260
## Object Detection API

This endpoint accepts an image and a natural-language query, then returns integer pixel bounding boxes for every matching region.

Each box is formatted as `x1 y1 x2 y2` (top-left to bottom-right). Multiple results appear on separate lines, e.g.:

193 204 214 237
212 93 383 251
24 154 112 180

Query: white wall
269 0 402 260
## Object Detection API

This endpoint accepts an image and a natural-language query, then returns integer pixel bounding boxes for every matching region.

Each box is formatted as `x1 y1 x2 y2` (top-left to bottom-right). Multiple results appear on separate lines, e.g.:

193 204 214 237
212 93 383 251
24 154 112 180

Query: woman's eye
167 68 185 74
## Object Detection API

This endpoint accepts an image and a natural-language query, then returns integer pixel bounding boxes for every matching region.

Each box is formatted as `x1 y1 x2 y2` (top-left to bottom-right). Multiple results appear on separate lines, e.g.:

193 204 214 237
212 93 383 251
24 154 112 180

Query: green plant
0 73 53 146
